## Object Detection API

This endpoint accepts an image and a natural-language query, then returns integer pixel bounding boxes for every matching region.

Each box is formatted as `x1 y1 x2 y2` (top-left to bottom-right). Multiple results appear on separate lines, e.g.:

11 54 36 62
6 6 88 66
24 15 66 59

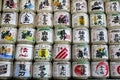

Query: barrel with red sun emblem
110 62 120 78
72 60 90 79
53 44 71 61
91 61 109 78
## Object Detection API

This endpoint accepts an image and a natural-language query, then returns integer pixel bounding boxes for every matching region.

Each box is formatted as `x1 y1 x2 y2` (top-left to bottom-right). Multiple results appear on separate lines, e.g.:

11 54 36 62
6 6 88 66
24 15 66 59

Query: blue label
14 64 30 77
0 53 13 59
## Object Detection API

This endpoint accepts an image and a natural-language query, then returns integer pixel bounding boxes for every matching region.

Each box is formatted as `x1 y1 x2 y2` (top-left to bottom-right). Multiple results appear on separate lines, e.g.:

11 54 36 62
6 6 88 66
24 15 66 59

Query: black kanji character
43 14 48 25
78 31 85 41
23 13 30 23
38 65 47 78
99 31 104 41
41 31 48 41
59 30 66 40
18 64 26 76
60 66 66 75
4 14 11 24
114 34 119 42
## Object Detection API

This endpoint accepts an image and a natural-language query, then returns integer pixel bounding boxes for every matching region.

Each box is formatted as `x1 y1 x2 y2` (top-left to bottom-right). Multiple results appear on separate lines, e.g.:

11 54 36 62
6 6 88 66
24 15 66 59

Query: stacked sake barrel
34 0 53 79
15 0 35 79
53 0 71 79
71 0 90 79
0 0 19 79
105 0 120 78
89 0 109 78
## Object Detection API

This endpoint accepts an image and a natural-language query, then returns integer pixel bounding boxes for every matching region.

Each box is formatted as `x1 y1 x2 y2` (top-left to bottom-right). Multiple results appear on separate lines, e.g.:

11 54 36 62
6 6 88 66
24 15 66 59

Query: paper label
54 44 70 60
92 62 109 77
33 62 51 78
14 62 31 77
73 28 89 43
90 0 104 12
16 45 33 60
36 28 53 43
73 62 90 77
91 28 108 43
18 28 35 42
3 0 18 10
38 0 52 11
0 44 14 59
0 62 12 77
72 44 90 60
34 44 52 61
72 0 87 13
37 13 52 26
109 29 120 43
54 0 70 11
20 12 34 24
0 28 17 42
55 28 71 42
107 14 120 27
72 13 88 27
21 0 35 10
92 45 108 60
1 12 17 25
53 62 71 77
109 45 120 59
54 12 70 26
90 13 106 27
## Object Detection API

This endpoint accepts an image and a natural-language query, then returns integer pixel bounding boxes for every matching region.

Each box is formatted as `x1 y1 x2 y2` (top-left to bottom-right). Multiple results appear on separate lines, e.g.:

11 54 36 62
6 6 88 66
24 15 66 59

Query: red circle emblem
117 66 120 74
